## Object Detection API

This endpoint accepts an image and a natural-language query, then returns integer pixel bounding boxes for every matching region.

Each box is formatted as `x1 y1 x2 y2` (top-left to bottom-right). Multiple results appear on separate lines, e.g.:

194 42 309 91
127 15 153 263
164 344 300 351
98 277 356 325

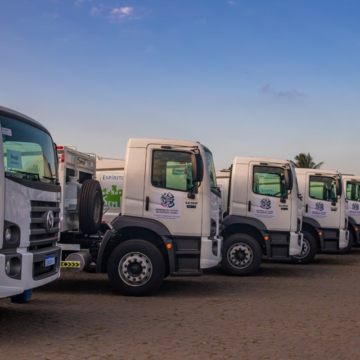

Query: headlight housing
3 223 20 248
210 219 217 237
5 228 12 242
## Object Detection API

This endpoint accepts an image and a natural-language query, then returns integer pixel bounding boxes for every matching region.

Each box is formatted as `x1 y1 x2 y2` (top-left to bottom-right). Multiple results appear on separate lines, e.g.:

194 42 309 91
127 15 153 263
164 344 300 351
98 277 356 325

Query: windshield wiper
12 170 40 181
43 175 56 181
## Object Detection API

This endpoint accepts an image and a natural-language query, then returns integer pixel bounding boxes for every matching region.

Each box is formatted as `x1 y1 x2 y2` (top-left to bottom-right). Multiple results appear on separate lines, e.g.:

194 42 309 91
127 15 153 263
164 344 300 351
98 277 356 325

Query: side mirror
336 178 342 198
191 153 203 183
284 169 293 191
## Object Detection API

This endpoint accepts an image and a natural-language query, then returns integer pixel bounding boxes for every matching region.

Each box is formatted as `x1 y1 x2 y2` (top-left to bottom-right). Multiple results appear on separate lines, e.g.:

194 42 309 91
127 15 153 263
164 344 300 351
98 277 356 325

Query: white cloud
111 6 133 17
109 6 134 22
227 1 236 5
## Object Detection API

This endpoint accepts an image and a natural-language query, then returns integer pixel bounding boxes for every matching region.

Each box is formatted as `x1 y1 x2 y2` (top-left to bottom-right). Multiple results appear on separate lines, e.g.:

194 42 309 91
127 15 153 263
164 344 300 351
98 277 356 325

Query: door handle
248 201 251 212
305 204 308 213
145 196 149 211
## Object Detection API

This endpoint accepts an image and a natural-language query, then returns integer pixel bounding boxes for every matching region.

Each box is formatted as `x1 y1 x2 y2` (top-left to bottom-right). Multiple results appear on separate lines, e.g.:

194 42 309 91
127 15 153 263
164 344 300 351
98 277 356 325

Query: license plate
45 254 55 267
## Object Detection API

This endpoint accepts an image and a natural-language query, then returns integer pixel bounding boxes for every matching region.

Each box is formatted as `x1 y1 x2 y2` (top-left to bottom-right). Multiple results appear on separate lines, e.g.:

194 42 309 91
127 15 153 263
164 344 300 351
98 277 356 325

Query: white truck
57 139 222 296
295 168 349 259
217 157 304 276
342 174 360 249
0 106 61 302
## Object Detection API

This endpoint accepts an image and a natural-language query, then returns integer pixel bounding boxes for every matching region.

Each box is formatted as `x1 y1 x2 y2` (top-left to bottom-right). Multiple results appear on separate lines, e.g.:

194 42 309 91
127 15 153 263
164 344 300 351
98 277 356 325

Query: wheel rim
118 252 152 287
293 238 310 259
227 243 254 269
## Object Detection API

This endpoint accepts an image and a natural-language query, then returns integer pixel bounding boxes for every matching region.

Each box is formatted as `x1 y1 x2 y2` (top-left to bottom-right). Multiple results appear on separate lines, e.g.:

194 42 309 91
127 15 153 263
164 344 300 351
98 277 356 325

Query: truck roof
233 156 291 165
342 174 360 181
295 168 340 176
0 105 51 136
127 138 204 149
96 156 125 171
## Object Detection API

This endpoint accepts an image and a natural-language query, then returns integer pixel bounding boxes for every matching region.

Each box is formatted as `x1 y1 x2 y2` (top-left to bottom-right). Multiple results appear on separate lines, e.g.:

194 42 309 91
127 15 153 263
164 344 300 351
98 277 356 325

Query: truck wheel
221 234 262 276
107 240 165 296
79 180 103 235
339 232 354 254
11 289 33 303
291 231 317 264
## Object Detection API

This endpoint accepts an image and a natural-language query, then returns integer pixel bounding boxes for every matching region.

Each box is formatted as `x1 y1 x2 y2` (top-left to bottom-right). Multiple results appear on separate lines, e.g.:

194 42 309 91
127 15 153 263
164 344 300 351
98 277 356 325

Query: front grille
30 201 60 248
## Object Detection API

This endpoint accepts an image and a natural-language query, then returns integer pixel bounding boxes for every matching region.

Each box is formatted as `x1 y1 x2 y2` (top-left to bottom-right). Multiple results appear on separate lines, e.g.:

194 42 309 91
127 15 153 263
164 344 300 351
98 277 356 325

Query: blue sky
0 0 359 173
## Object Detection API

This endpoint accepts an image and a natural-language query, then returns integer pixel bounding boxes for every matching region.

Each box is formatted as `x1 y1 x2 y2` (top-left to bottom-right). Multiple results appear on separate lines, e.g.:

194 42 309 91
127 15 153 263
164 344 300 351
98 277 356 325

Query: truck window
309 176 337 201
346 182 360 201
152 150 193 191
253 166 287 198
205 150 217 191
1 115 56 183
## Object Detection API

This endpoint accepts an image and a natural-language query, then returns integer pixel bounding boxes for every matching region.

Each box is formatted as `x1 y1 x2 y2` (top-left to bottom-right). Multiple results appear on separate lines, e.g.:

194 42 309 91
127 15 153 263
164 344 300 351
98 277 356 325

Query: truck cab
295 168 349 257
218 157 303 276
0 106 61 301
342 174 360 249
58 138 222 296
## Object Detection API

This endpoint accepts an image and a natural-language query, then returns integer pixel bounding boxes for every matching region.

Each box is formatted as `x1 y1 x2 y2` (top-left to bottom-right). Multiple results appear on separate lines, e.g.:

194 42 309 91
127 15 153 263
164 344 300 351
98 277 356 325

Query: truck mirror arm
188 182 201 199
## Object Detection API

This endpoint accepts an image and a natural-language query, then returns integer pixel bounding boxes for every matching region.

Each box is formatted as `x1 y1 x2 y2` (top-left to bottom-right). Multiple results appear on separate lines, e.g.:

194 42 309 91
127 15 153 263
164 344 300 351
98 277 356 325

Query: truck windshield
205 150 217 191
1 115 56 183
346 182 360 201
309 176 337 202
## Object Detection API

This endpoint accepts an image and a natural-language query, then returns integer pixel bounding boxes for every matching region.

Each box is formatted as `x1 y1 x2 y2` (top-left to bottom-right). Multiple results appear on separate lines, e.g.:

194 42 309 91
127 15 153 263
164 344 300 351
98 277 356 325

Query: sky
0 0 359 173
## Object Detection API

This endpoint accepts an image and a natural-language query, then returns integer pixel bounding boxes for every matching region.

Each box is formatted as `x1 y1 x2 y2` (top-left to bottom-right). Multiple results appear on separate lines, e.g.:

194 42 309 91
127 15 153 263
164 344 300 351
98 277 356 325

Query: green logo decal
102 185 123 208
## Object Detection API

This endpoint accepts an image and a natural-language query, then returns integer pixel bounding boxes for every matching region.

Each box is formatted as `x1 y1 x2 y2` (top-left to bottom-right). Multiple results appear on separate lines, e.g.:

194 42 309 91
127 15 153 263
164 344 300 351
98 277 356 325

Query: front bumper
0 246 61 299
200 235 223 269
290 232 303 256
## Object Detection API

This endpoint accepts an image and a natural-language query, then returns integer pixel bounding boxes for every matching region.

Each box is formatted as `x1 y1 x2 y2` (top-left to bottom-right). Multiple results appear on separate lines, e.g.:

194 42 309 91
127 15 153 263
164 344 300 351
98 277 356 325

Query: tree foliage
293 153 324 169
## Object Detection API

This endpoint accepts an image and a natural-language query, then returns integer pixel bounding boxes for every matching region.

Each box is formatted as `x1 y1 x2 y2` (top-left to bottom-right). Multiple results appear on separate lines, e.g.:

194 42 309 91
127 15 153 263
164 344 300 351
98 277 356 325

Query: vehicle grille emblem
46 210 54 232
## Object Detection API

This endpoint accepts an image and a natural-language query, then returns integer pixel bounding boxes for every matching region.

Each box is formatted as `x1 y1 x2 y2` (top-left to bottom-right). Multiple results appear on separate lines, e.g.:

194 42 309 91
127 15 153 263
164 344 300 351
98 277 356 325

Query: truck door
247 163 291 231
143 145 202 236
304 174 340 229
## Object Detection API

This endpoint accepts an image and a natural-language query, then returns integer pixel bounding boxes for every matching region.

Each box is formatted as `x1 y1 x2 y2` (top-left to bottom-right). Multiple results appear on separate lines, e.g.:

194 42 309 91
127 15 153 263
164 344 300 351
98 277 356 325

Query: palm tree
293 153 324 169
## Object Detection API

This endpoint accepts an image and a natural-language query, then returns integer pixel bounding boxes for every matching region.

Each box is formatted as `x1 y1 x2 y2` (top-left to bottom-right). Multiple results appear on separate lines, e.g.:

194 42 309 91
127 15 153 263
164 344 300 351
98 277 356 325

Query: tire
221 234 262 276
78 180 103 235
107 240 165 296
291 231 317 264
339 232 354 254
11 289 33 303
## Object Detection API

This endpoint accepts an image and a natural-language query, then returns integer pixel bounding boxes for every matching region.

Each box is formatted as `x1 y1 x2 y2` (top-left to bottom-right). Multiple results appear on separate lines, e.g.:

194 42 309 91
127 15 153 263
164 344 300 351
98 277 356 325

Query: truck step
175 250 201 256
171 270 202 277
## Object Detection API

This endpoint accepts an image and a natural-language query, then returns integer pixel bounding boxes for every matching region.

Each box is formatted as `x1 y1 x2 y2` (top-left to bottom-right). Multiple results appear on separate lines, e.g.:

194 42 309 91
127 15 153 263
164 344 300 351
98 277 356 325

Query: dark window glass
309 176 336 201
346 182 360 201
152 150 193 191
253 166 287 198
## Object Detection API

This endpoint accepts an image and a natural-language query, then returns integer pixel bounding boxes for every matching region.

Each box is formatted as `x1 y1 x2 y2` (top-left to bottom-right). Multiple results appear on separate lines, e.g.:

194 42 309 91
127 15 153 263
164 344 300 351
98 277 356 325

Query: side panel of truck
98 171 124 224
303 172 341 229
246 162 292 232
143 144 202 237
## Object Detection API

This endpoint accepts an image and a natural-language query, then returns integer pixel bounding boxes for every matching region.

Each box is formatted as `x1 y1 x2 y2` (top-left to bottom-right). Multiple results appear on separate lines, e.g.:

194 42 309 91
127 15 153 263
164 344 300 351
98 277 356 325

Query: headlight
5 228 12 242
4 257 21 278
5 260 11 275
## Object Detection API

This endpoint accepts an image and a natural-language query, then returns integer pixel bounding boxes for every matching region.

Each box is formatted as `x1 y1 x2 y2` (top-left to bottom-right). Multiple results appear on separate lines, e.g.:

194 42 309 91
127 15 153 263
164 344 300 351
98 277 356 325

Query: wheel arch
97 217 171 273
221 216 266 250
302 217 321 250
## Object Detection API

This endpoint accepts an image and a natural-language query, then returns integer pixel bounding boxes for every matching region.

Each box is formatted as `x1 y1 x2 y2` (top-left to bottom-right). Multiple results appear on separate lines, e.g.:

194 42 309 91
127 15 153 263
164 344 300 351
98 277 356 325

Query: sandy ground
1 249 360 360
